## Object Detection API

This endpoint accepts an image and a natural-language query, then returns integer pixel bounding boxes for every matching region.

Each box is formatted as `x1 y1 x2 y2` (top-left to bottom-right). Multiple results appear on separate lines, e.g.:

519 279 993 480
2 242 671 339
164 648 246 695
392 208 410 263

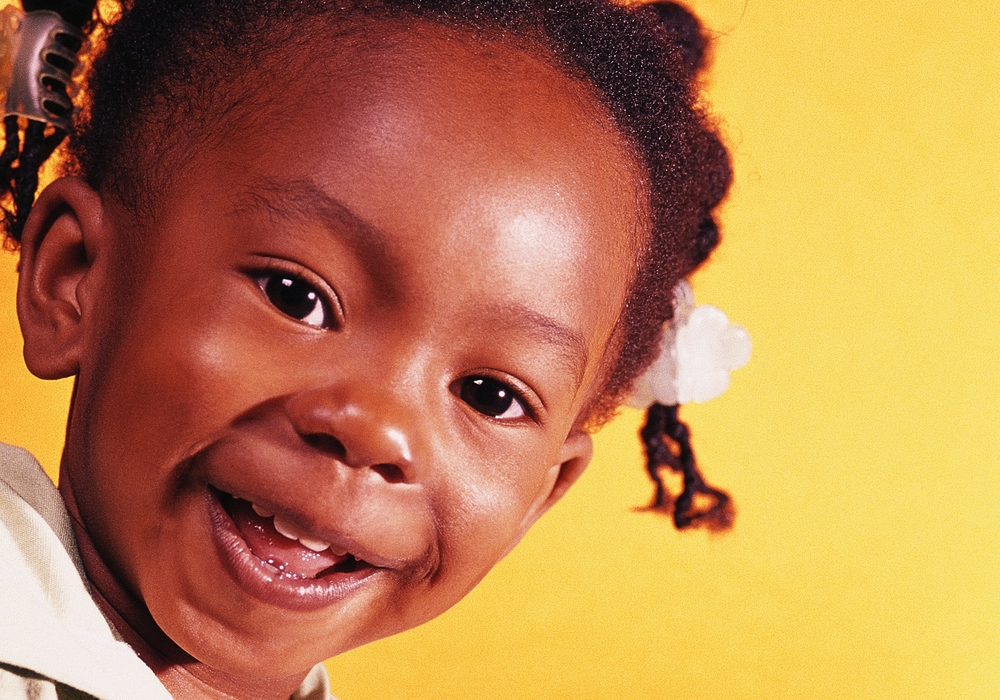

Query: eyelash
251 262 342 330
454 374 541 424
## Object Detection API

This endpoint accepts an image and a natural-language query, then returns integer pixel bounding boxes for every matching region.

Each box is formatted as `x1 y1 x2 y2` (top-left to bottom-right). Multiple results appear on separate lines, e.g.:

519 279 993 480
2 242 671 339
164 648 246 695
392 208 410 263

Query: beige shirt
0 443 333 700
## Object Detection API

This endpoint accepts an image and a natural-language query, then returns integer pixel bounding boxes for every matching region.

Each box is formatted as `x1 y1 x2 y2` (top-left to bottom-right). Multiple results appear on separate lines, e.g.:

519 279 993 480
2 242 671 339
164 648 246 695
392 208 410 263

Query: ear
510 428 594 548
17 176 107 380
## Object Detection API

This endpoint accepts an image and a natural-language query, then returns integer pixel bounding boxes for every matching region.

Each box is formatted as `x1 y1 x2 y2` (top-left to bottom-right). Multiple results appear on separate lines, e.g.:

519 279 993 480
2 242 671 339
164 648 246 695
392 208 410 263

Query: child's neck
58 473 311 700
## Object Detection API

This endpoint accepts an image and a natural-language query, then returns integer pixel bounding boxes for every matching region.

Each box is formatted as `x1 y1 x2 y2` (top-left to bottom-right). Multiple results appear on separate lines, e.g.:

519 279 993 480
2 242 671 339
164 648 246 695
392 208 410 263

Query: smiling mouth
216 489 370 579
206 486 380 610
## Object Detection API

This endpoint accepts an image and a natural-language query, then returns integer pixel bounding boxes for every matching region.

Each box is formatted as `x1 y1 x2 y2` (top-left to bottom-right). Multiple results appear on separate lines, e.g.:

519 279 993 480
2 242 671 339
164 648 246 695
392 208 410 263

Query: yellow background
1 0 998 697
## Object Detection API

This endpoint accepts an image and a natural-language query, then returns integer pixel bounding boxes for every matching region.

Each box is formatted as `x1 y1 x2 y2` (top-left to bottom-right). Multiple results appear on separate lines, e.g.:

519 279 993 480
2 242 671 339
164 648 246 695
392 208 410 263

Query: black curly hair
3 0 734 530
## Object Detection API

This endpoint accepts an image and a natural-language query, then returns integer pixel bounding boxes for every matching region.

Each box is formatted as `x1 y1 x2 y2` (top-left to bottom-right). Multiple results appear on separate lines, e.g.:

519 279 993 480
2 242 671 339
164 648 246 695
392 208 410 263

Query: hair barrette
0 5 86 132
628 280 751 410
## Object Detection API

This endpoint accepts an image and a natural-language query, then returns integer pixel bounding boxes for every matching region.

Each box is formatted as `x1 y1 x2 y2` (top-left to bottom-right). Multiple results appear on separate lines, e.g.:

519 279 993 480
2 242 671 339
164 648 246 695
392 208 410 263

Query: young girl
0 0 742 697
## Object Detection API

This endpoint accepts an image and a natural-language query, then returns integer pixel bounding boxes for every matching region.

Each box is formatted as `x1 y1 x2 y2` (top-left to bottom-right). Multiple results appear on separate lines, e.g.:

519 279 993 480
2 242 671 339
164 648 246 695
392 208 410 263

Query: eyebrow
480 302 589 388
235 177 403 294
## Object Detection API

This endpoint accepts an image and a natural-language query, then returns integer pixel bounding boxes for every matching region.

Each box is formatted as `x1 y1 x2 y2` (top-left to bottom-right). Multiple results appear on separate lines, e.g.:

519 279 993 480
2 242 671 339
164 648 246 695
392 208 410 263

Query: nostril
371 463 406 484
303 433 347 460
303 434 406 482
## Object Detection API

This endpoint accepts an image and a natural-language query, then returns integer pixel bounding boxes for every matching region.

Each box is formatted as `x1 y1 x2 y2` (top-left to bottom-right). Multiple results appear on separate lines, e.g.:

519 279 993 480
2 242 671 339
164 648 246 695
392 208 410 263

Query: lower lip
206 488 380 612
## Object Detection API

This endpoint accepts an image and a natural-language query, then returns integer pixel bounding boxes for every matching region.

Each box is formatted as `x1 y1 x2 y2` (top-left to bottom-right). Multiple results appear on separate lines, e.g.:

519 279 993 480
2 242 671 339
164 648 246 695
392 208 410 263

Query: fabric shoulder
293 663 338 700
0 443 172 700
0 661 100 699
0 443 82 574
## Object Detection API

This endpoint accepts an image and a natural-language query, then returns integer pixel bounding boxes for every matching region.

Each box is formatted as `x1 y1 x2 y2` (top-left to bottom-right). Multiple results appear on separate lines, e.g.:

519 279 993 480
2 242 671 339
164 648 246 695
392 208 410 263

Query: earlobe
16 176 106 380
513 429 594 544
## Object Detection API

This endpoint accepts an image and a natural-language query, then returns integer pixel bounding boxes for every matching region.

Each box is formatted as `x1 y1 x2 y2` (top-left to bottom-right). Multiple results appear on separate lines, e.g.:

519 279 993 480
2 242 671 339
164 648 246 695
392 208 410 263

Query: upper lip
210 484 401 570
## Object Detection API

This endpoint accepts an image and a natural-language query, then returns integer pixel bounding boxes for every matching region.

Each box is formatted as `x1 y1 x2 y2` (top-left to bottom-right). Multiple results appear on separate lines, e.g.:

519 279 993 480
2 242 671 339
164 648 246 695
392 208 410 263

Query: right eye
458 376 528 420
257 273 333 329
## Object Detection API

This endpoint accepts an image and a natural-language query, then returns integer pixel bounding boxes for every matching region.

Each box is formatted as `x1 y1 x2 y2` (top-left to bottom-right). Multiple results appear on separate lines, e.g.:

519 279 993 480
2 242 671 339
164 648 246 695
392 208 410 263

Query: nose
284 384 419 484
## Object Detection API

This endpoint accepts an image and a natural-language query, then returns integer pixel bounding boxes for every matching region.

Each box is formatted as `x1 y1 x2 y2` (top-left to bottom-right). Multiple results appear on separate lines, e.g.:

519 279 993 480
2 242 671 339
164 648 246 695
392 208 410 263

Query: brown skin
16 22 647 700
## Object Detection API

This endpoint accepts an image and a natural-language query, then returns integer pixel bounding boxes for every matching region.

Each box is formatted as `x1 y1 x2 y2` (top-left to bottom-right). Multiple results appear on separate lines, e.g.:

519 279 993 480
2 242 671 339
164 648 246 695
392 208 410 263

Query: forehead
255 20 644 215
136 18 647 401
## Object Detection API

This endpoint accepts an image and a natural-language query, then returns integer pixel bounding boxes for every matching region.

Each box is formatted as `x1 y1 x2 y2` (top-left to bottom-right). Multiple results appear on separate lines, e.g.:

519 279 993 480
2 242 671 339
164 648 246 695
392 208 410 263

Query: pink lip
206 487 382 612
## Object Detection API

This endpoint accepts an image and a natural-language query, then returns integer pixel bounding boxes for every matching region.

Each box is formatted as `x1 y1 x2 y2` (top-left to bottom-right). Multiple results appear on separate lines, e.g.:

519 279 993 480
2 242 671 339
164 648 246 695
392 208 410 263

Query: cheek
79 279 313 539
426 440 556 587
104 264 329 433
92 312 253 465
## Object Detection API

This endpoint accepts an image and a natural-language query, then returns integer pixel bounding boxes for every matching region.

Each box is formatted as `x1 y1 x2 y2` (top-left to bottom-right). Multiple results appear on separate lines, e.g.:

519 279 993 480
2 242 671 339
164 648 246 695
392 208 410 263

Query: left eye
459 376 526 420
257 273 330 328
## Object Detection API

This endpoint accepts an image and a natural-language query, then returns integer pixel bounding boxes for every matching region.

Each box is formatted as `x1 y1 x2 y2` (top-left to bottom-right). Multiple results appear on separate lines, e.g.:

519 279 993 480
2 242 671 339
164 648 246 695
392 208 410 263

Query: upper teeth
252 503 332 553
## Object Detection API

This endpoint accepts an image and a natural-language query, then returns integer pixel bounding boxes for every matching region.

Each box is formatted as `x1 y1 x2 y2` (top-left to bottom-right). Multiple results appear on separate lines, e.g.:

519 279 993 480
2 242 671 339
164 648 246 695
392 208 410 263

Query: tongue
227 497 344 579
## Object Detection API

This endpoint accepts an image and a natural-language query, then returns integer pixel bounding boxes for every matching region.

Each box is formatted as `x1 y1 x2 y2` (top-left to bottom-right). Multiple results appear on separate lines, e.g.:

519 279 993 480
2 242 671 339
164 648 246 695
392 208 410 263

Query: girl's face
58 21 645 680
